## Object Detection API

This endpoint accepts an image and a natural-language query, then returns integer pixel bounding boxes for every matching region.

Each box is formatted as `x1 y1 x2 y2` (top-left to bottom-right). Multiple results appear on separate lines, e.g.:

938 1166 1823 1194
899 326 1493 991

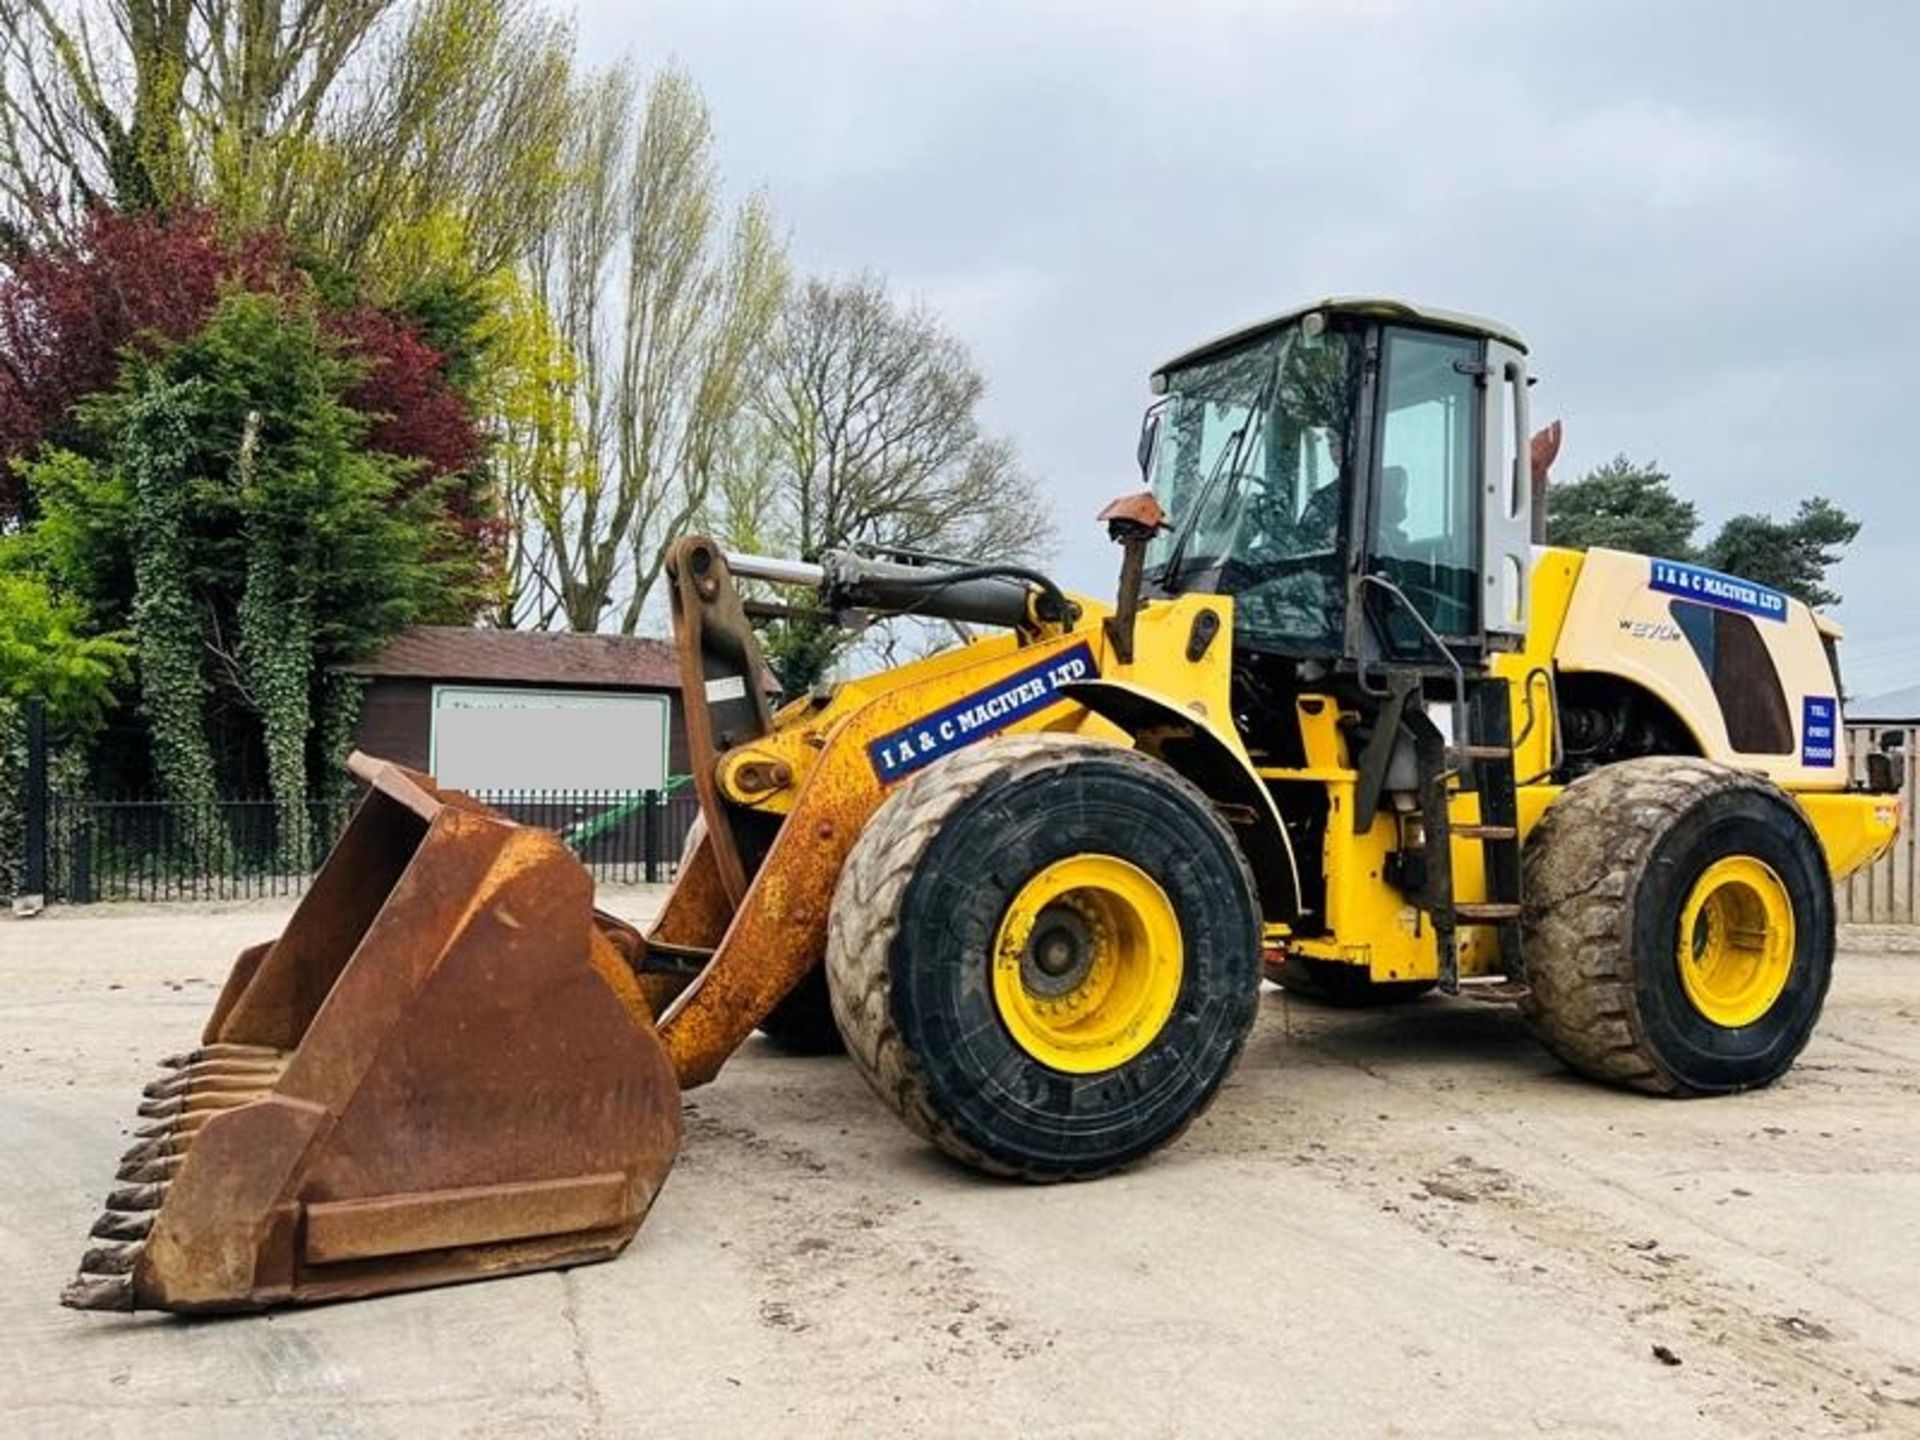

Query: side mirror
1136 403 1164 480
1866 751 1901 794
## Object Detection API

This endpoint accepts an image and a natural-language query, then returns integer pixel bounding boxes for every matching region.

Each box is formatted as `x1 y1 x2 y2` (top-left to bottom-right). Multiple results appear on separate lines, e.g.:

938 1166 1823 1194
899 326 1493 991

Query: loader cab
1139 299 1535 677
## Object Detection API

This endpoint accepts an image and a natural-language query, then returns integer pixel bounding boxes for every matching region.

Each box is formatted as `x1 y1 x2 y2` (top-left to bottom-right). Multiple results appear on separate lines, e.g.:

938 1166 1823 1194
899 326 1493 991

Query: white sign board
429 686 669 791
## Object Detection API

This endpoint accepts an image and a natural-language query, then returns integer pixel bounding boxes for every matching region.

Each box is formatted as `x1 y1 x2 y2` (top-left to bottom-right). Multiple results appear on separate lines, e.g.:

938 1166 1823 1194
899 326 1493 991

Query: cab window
1372 329 1479 640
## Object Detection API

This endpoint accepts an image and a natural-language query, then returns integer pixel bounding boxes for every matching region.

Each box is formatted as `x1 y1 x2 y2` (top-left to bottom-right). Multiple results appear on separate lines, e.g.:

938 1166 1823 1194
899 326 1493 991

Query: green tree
0 0 578 392
0 0 394 232
1704 497 1860 609
1546 454 1860 610
1545 455 1700 558
0 489 128 900
279 0 576 291
0 539 129 731
29 288 455 855
115 379 231 853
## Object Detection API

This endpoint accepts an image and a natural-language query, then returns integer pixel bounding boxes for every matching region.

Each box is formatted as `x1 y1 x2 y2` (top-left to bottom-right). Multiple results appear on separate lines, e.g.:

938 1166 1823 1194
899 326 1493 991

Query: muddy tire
1267 953 1436 1007
1520 757 1834 1096
825 735 1262 1180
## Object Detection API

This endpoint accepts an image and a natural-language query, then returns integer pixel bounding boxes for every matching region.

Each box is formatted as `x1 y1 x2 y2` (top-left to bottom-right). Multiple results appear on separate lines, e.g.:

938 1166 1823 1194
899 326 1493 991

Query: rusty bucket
61 755 682 1314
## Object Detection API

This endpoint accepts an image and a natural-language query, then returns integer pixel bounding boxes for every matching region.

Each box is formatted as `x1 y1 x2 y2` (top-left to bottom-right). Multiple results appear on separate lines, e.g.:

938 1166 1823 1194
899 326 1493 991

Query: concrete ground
3 894 1918 1439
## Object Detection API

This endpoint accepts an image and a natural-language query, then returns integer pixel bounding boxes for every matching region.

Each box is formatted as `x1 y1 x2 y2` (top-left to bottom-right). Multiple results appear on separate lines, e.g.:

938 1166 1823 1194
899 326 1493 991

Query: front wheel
1520 757 1834 1095
825 736 1262 1180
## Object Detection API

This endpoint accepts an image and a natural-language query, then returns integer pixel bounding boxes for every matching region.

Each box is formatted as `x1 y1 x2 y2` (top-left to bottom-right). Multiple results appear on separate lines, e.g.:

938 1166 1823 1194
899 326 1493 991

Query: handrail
1356 573 1467 737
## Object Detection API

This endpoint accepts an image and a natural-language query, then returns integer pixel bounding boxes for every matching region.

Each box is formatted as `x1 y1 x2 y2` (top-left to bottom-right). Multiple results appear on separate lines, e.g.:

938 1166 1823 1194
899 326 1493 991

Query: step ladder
1412 676 1525 995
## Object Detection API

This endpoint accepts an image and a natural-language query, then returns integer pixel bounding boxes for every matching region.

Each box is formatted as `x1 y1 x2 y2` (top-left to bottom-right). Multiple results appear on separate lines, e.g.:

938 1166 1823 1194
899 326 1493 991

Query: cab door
1366 326 1485 653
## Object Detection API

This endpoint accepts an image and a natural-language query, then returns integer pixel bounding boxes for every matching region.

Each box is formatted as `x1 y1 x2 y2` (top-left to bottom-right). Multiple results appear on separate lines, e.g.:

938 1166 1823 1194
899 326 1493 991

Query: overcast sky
580 0 1918 697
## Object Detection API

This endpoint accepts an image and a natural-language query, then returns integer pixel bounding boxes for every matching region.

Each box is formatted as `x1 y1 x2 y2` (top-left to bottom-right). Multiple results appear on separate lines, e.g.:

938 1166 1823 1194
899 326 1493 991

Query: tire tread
1519 756 1823 1096
826 734 1258 1180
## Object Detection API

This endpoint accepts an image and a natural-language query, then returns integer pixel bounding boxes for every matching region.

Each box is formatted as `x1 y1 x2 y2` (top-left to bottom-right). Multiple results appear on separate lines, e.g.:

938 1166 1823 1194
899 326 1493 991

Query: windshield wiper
1161 364 1277 592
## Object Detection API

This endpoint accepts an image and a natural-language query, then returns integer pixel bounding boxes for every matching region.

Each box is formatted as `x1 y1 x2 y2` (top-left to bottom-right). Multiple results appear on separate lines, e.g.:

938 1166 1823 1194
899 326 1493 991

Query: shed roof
1851 683 1920 723
344 626 682 690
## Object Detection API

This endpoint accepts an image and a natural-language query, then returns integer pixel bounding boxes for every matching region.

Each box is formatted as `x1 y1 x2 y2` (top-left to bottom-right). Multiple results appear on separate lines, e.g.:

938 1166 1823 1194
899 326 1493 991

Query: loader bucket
61 755 682 1315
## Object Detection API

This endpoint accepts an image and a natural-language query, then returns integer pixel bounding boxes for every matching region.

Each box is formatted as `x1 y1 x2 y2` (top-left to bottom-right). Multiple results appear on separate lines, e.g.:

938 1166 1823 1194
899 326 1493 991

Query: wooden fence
1839 723 1916 924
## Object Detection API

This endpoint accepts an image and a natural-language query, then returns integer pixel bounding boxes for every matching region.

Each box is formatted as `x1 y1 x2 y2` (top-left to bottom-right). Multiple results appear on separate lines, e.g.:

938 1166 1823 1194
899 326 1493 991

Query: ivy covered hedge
1 208 500 866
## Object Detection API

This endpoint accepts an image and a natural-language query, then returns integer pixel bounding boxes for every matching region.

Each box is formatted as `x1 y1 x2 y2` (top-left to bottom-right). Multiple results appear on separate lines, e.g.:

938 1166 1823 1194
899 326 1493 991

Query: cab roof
1151 296 1528 387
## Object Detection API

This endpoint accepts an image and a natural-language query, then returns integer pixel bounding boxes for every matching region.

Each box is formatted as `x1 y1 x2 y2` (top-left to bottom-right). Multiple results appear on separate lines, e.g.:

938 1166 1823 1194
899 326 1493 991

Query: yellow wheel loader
63 297 1902 1314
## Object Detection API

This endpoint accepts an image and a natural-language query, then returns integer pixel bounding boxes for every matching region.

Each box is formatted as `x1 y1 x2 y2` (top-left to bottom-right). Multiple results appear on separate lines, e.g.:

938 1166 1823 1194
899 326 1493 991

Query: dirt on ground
2 895 1918 1438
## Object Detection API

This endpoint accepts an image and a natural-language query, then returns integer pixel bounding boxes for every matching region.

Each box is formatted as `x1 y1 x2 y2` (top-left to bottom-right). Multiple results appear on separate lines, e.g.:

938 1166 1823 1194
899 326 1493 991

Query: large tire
825 735 1262 1180
1520 756 1834 1096
1266 952 1436 1007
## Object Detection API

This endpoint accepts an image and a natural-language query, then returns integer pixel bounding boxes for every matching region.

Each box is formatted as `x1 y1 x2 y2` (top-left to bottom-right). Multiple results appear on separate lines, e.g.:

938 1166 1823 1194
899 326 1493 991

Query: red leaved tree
328 303 504 600
0 207 290 522
0 207 494 576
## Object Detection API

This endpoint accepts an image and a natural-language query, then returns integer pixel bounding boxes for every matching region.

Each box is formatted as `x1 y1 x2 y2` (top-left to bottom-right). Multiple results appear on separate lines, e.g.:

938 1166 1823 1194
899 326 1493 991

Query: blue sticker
1801 695 1838 767
1649 558 1788 623
868 642 1098 783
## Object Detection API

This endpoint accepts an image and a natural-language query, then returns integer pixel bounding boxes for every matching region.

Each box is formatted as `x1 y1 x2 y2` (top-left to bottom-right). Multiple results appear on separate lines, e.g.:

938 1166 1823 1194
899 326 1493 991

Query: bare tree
506 65 785 633
0 0 571 273
713 273 1051 689
754 274 1042 562
1 0 391 235
278 0 577 281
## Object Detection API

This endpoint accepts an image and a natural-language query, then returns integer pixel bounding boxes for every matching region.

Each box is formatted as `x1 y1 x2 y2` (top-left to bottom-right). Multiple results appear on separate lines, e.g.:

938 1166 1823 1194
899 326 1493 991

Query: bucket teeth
106 1182 168 1212
65 1238 147 1320
133 1110 215 1142
119 1134 188 1166
136 1089 258 1121
159 1043 282 1070
142 1065 275 1100
79 1240 143 1275
116 1154 182 1185
60 1273 134 1312
89 1210 155 1242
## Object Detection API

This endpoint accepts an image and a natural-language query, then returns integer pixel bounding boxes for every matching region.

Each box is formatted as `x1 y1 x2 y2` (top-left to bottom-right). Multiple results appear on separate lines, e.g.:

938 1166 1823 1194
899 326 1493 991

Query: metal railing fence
12 726 1915 915
37 788 700 904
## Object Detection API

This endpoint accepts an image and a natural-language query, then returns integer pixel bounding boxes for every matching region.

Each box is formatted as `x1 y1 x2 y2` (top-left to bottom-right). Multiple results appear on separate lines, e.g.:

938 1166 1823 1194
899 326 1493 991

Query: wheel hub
1676 855 1795 1028
991 854 1184 1074
1022 905 1097 997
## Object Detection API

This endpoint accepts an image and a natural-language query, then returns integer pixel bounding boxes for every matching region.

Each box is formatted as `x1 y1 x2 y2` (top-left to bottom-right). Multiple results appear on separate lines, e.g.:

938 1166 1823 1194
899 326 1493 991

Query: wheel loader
63 296 1903 1314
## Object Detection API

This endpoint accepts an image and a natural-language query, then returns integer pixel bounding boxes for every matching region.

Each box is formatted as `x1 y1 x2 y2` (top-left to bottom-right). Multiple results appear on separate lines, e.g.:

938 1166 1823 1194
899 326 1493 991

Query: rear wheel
756 968 845 1055
826 735 1262 1180
1520 757 1833 1095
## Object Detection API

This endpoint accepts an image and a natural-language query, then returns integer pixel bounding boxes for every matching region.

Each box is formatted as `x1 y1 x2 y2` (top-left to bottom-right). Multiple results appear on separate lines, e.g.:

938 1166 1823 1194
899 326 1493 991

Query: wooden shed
342 627 694 792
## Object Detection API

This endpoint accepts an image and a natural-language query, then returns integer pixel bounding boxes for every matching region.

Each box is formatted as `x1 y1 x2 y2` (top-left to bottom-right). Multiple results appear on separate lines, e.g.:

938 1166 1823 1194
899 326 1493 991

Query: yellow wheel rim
991 855 1184 1074
1676 855 1796 1028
